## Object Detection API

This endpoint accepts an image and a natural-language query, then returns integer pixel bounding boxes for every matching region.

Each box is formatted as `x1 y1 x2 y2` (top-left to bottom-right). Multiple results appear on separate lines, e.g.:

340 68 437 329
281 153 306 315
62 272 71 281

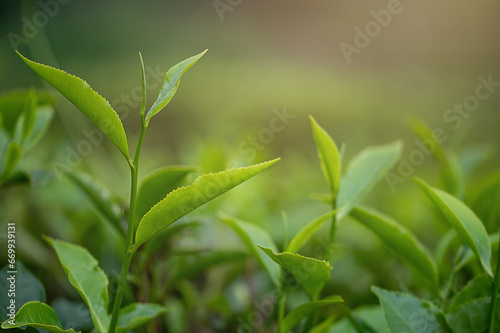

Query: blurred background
1 0 499 331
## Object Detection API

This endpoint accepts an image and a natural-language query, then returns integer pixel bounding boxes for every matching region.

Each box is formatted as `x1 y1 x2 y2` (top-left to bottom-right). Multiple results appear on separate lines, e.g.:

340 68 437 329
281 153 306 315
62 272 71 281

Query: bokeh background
1 0 500 331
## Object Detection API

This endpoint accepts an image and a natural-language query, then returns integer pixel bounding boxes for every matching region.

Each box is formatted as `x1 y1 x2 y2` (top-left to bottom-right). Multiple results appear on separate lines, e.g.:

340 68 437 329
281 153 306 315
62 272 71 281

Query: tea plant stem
109 122 147 333
488 243 500 333
277 271 286 333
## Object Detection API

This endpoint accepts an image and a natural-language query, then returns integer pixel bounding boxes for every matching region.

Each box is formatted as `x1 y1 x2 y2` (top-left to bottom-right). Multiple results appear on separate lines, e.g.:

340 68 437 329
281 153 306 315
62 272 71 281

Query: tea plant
1 50 278 333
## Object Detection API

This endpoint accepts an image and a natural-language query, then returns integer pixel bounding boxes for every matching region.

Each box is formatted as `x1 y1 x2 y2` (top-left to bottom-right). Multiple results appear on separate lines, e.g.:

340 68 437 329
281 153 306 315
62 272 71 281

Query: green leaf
45 237 110 333
415 177 492 277
0 89 53 136
410 118 465 198
134 166 197 226
337 141 402 220
372 286 450 333
116 303 168 333
310 116 340 198
468 172 500 233
258 246 331 299
134 158 279 248
446 297 500 333
139 52 147 118
22 105 54 151
350 206 439 292
51 298 93 331
145 50 207 123
20 88 37 142
219 213 281 287
0 262 46 322
17 52 129 159
1 301 79 333
448 274 492 312
286 210 337 253
330 306 389 333
3 141 21 178
65 170 122 235
280 296 343 333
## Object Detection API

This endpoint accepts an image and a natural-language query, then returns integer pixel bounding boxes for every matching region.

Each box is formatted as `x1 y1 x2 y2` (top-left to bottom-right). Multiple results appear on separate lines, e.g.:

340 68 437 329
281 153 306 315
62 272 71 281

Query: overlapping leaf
350 206 439 291
134 159 279 248
116 303 168 333
258 246 331 299
416 178 492 277
286 210 337 253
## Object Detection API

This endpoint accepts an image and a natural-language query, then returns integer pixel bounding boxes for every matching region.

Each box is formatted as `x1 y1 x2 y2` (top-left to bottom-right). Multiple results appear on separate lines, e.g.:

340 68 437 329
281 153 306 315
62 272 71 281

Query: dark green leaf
448 274 492 312
116 303 168 333
281 296 343 333
446 297 500 333
3 141 21 178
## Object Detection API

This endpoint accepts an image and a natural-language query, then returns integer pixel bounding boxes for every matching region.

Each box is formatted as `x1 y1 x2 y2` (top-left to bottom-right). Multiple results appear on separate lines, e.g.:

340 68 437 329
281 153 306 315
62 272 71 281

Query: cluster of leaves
0 89 54 188
2 48 499 333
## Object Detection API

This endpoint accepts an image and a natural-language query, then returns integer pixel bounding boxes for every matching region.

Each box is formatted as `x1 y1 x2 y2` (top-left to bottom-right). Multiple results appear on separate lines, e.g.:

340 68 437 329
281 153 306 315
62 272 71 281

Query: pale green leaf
372 286 450 333
116 303 168 333
134 166 197 226
280 296 343 333
415 177 492 277
350 206 439 292
134 159 279 248
220 213 281 287
258 246 331 299
286 210 337 253
146 50 207 123
65 170 122 234
17 52 129 159
310 116 340 198
139 52 147 118
23 105 54 151
45 237 110 333
337 141 402 220
1 301 79 333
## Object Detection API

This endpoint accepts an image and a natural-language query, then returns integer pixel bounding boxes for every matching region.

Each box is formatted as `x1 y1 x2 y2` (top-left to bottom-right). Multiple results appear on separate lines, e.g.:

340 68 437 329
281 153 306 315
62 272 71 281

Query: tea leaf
146 50 207 123
350 206 439 292
415 177 492 277
310 116 340 198
134 159 279 248
66 170 122 235
220 213 281 287
22 105 54 151
45 237 110 333
286 210 337 253
1 301 79 333
0 262 46 322
281 296 343 333
330 305 389 333
3 141 21 178
258 246 331 299
372 286 450 333
135 166 197 226
337 141 402 220
448 274 491 312
116 303 168 333
446 297 500 333
17 52 129 159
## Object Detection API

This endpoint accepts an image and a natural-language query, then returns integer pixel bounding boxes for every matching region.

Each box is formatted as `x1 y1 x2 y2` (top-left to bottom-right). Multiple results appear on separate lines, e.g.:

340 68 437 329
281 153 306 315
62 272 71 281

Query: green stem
278 271 286 333
325 195 337 261
488 243 500 333
108 122 147 333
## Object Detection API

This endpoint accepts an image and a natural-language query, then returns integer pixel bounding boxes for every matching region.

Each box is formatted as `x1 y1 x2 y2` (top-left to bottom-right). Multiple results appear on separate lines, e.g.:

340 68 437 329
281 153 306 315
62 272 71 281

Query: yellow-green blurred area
1 0 500 323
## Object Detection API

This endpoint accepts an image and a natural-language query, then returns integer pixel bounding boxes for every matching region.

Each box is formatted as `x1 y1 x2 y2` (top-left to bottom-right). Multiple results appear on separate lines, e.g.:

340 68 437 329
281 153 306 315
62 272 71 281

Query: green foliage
116 303 168 333
258 245 331 299
337 141 402 220
17 52 130 159
416 177 492 277
372 286 450 333
286 210 337 253
350 206 439 292
1 302 79 333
